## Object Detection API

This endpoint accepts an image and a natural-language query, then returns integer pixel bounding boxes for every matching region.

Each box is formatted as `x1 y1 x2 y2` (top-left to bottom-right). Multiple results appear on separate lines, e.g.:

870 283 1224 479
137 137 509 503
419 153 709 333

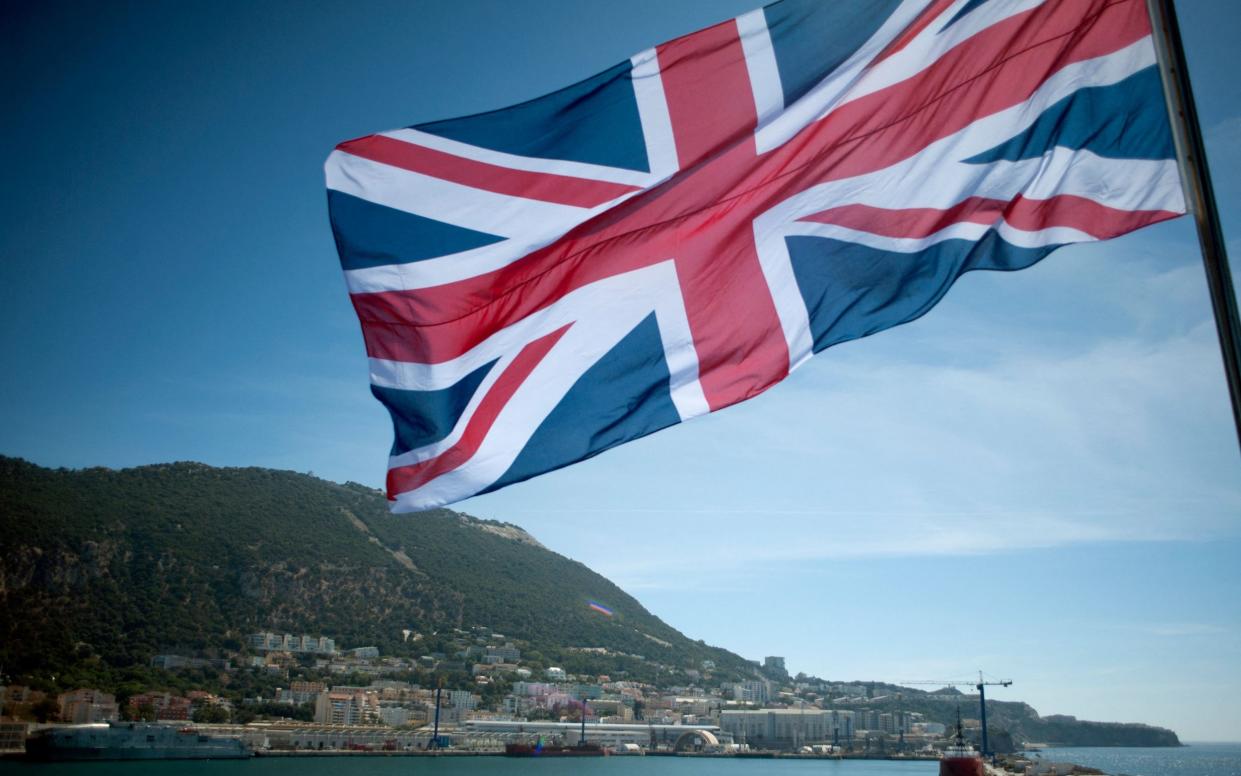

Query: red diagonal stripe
338 135 641 209
386 324 570 498
776 0 1151 183
801 195 1179 240
354 228 674 364
871 0 958 66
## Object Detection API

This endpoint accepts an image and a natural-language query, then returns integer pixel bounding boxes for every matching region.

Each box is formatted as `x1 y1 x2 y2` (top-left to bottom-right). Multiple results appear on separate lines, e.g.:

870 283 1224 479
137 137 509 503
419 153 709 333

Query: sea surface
1031 743 1241 776
4 747 1241 776
0 756 935 776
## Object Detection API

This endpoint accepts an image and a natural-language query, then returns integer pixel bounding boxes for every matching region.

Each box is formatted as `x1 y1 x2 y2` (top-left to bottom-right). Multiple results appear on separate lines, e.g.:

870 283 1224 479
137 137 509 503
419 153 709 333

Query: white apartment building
462 720 723 749
730 681 771 704
248 632 337 655
720 709 855 749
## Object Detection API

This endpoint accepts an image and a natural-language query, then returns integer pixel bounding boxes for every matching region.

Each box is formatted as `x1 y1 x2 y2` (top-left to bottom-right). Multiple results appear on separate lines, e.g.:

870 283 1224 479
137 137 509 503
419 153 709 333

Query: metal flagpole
1146 0 1241 448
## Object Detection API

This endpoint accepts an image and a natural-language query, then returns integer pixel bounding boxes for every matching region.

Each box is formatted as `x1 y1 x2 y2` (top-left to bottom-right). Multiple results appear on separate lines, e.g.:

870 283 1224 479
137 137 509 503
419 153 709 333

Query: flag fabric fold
326 0 1186 511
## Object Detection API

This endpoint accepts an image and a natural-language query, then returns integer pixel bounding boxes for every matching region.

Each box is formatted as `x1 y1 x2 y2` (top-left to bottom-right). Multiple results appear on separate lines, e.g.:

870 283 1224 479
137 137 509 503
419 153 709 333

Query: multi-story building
277 681 327 705
512 681 556 696
730 681 771 704
571 683 604 700
377 705 411 726
486 643 521 663
248 632 338 655
829 710 856 741
0 723 28 753
874 711 917 735
313 690 380 725
445 690 478 711
855 709 881 731
720 709 848 749
58 689 119 724
127 692 191 721
590 698 634 722
463 720 724 750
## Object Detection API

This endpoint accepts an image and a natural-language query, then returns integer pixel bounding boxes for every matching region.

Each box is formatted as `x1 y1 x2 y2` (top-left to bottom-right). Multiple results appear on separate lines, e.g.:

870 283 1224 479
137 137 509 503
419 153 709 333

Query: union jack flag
326 0 1186 511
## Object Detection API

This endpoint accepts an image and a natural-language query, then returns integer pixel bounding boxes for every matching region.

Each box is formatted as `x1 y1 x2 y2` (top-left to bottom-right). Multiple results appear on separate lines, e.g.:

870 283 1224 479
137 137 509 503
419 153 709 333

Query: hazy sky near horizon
3 0 1240 741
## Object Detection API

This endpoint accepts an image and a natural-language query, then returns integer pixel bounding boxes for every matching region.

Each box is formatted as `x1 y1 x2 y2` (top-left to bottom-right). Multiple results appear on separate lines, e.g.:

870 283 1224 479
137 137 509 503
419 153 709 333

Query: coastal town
2 626 1105 774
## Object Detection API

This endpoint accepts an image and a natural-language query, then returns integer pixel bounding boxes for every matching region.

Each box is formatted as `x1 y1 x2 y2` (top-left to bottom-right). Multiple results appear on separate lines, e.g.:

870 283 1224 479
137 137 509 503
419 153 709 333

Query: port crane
898 671 1012 758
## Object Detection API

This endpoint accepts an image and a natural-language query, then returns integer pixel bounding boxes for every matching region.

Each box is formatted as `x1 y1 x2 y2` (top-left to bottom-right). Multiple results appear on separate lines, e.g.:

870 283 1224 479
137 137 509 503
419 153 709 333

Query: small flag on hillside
326 0 1187 511
587 600 614 617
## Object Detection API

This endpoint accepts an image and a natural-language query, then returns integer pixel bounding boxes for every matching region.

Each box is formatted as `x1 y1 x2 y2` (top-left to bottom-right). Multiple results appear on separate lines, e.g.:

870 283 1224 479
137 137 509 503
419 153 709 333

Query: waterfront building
856 709 882 731
461 719 724 749
313 690 380 725
720 708 854 749
0 723 28 753
58 689 119 724
127 692 191 721
277 681 326 705
377 705 411 726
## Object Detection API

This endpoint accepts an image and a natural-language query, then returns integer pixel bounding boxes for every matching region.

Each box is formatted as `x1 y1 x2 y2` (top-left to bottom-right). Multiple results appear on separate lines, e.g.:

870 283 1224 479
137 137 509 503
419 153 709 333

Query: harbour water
1031 743 1241 776
4 746 1241 776
1 756 936 776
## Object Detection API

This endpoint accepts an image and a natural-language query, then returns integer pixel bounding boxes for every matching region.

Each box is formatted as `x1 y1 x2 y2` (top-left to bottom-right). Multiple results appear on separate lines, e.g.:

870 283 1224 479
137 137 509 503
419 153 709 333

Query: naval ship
25 722 250 761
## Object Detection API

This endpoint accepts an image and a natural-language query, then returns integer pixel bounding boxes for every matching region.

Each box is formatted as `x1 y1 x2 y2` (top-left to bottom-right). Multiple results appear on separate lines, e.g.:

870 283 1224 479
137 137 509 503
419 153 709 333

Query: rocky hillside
834 684 1180 748
0 456 753 682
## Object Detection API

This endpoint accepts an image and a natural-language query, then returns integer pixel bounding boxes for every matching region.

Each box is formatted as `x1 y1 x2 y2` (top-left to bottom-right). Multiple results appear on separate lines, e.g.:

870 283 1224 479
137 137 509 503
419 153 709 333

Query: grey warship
25 722 250 761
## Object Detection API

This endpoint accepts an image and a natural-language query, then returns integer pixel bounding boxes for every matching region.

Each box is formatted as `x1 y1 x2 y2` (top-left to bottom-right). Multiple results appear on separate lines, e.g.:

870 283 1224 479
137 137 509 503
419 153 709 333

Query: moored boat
505 738 607 757
940 709 984 776
25 722 250 761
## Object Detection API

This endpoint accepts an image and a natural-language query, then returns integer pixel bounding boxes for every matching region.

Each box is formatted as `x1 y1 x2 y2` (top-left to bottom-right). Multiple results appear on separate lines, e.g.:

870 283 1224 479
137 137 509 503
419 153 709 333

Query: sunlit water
1029 743 1241 776
7 746 1241 776
2 755 935 776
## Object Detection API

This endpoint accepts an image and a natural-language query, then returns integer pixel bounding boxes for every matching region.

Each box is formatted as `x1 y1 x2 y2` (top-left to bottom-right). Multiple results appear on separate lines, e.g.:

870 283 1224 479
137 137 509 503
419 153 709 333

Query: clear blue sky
3 0 1239 741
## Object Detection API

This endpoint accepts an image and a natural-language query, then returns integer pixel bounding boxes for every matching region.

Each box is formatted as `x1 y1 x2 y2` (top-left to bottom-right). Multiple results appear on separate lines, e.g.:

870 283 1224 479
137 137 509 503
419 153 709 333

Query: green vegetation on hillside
0 456 754 691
